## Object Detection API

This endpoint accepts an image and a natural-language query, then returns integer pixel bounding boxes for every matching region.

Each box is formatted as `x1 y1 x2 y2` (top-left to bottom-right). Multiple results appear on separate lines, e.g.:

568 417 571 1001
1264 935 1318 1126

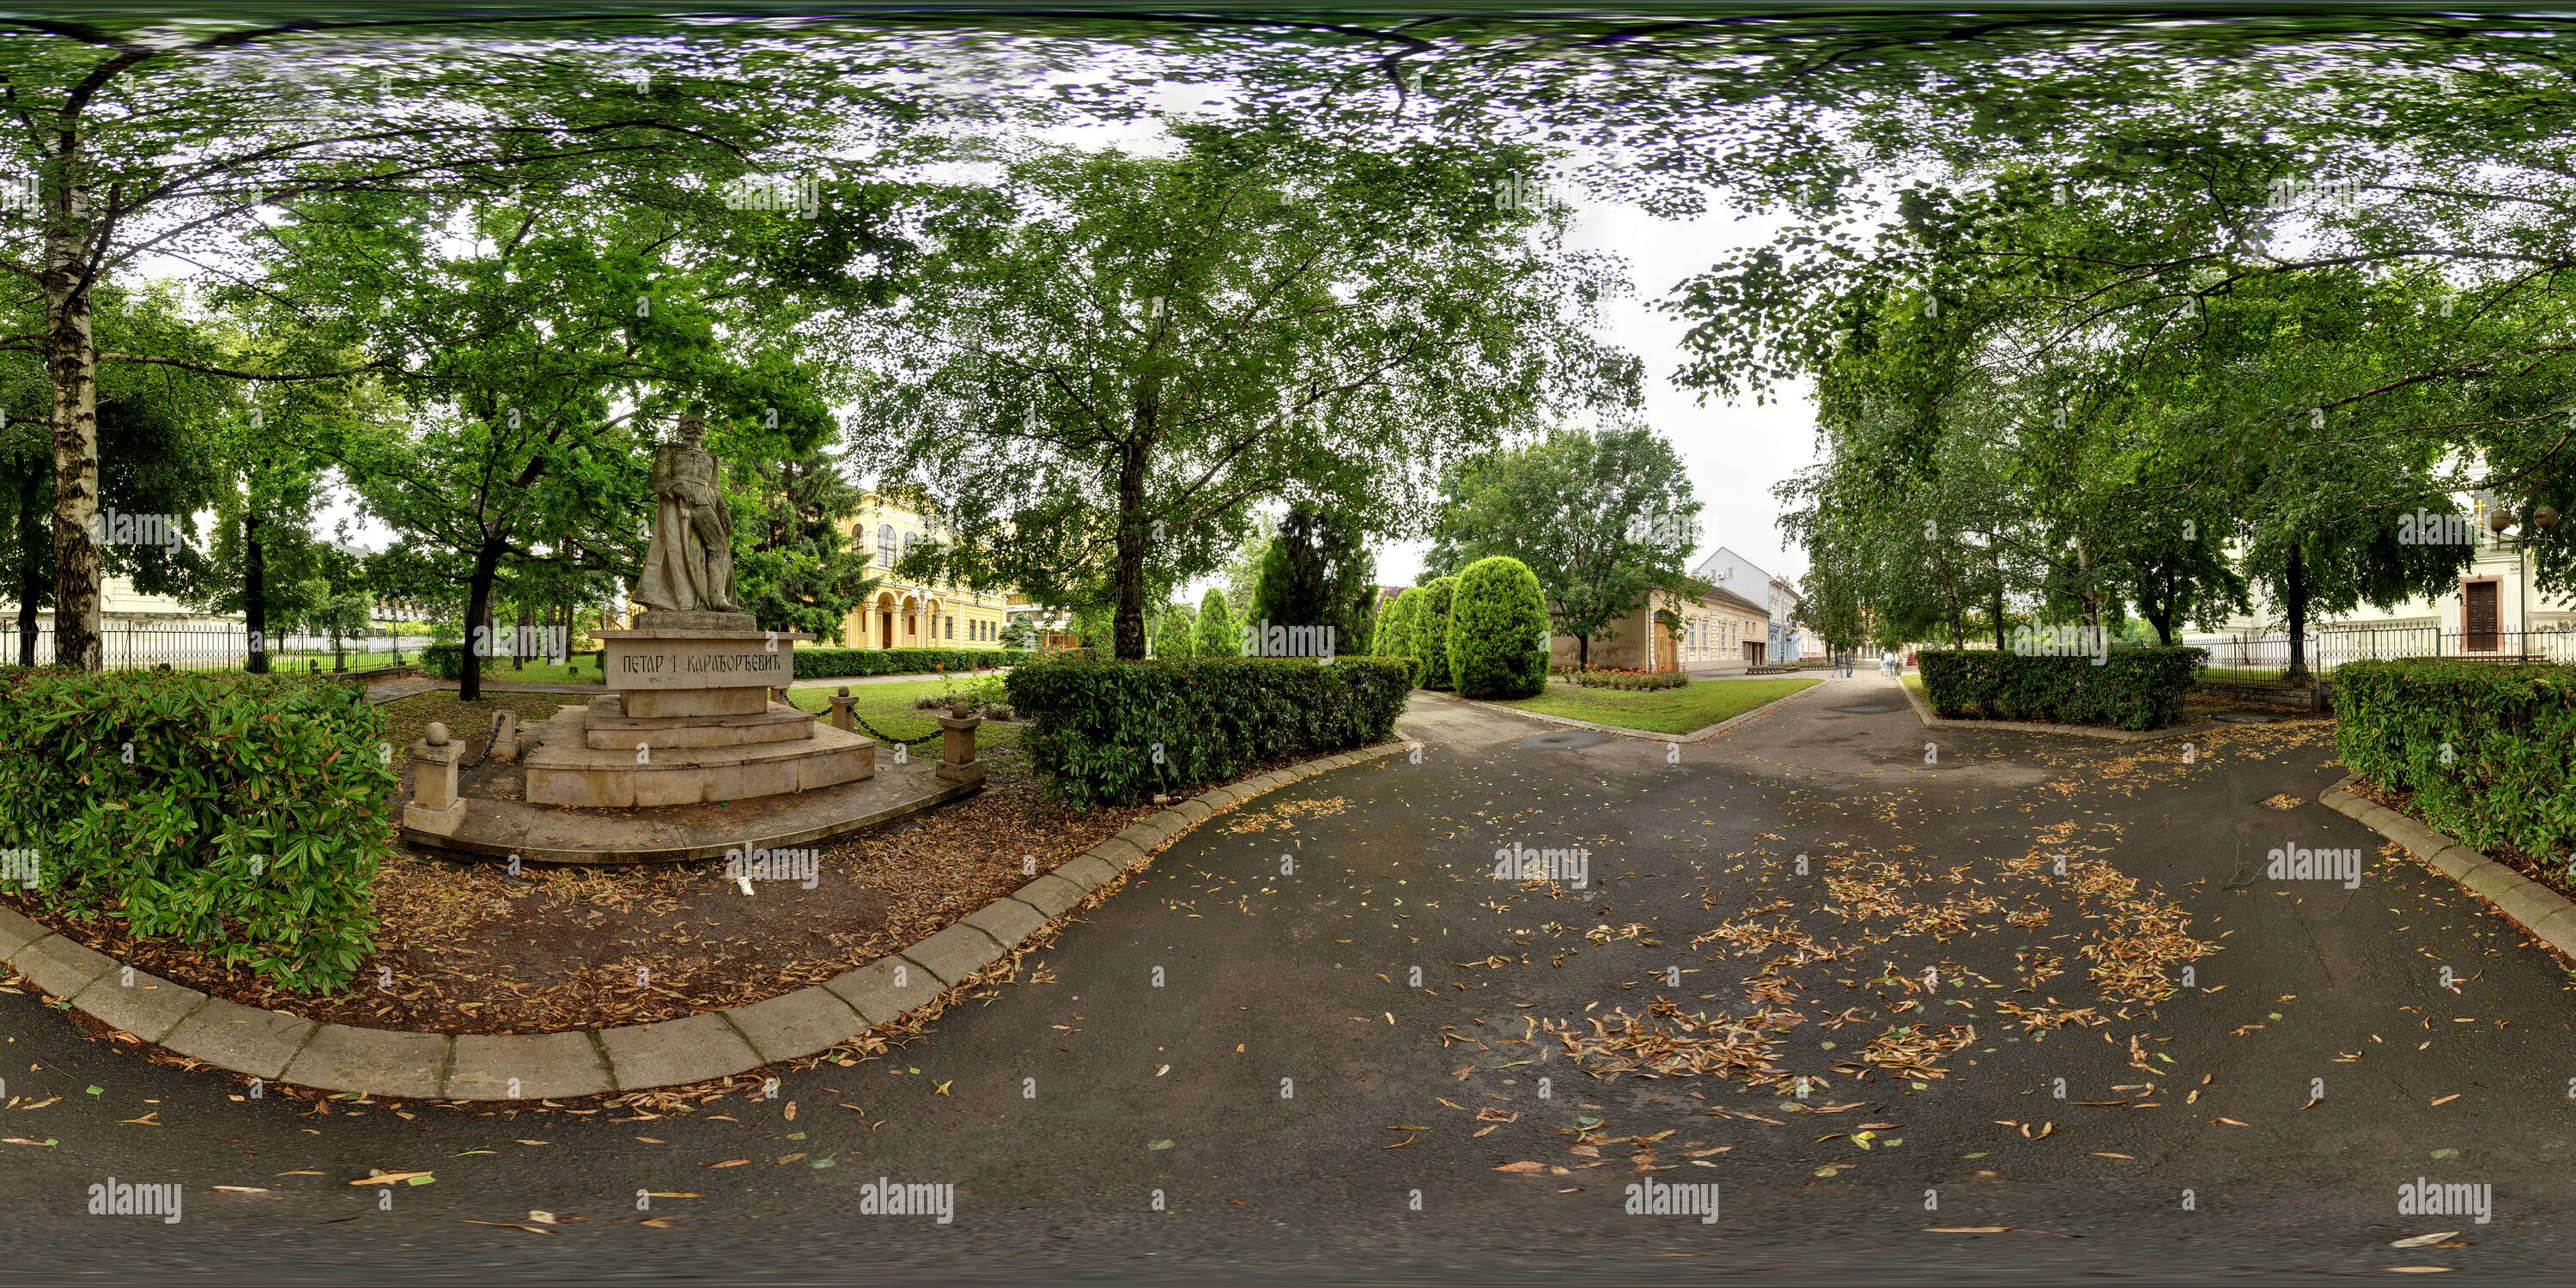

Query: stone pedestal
406 722 467 835
935 714 985 784
523 625 875 806
828 687 856 732
488 710 520 763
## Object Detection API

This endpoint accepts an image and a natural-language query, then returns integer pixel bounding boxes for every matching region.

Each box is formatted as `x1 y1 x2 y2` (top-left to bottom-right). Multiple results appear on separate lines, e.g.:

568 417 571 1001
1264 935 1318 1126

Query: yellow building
1548 584 1770 671
840 492 1014 649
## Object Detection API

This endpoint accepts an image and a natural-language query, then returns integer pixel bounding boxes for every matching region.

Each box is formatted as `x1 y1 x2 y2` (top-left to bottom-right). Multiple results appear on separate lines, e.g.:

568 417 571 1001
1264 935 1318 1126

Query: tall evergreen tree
1247 501 1376 655
1193 586 1241 657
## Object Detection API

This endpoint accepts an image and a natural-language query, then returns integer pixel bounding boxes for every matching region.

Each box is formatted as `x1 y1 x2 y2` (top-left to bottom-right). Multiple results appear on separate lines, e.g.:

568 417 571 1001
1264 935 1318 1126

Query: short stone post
406 721 467 835
829 686 856 732
935 712 985 784
488 709 520 762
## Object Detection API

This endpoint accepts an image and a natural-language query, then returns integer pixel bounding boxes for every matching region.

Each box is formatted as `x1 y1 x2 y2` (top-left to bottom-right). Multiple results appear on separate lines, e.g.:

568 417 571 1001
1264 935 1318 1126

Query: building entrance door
2465 580 2500 652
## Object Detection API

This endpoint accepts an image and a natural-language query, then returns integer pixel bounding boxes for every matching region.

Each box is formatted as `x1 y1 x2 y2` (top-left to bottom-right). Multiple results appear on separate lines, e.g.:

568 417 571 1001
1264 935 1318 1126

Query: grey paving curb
1442 676 1835 744
0 738 1411 1101
2320 773 2576 962
1893 673 2227 743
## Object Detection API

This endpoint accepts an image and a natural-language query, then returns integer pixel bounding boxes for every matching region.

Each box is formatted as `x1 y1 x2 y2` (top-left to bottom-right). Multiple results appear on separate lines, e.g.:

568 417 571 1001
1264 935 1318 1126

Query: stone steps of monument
580 697 817 750
522 710 877 808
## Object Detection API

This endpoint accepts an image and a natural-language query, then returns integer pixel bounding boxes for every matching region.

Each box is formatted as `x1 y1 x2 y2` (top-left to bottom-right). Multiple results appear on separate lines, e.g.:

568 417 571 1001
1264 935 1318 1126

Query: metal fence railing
2181 625 2447 676
0 623 438 672
1905 624 2477 677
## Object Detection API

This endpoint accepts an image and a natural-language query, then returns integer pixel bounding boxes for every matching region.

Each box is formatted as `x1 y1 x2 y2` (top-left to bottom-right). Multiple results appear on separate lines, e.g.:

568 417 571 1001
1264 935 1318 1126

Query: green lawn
2197 665 2311 683
1495 676 1823 734
784 677 1024 756
468 654 609 684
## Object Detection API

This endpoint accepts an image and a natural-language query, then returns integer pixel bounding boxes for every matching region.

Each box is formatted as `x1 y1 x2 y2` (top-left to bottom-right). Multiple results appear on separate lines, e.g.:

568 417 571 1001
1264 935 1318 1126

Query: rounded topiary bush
1448 556 1550 700
1414 575 1461 691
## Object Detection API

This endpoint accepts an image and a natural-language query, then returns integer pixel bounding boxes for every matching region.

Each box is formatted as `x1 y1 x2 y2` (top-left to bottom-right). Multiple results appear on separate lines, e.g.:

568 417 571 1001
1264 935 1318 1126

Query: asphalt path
7 674 2574 1285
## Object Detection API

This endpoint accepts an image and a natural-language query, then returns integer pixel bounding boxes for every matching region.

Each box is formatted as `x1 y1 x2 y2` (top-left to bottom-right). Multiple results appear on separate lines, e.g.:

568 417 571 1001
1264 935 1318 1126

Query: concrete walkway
11 680 2574 1279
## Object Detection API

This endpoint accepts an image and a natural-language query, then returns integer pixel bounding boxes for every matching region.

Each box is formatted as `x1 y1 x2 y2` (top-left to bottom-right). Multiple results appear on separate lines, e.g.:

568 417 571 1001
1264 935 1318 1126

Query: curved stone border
1443 677 1832 744
1893 673 2223 743
2320 773 2576 960
0 739 1413 1101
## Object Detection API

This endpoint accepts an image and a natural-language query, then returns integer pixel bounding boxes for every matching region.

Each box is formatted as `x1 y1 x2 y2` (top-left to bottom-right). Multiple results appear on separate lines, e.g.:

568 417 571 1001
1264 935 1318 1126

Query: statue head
677 414 708 444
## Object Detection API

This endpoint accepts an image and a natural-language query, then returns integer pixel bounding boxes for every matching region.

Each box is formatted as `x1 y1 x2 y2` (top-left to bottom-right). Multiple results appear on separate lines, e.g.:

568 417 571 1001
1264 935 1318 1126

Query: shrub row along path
7 674 2572 1280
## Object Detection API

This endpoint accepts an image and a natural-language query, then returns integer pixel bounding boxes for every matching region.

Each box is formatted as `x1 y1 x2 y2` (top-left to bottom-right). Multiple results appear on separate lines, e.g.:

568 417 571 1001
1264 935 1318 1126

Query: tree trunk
1577 634 1590 667
1937 550 1964 647
1990 544 2007 651
2283 542 2310 682
243 513 269 674
2149 556 2178 646
2074 539 2101 633
14 459 43 666
44 166 103 672
1111 434 1150 661
460 538 507 702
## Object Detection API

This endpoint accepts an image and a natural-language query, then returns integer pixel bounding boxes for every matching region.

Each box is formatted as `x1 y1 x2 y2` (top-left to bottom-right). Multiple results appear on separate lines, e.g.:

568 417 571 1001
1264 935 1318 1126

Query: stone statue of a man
632 414 743 615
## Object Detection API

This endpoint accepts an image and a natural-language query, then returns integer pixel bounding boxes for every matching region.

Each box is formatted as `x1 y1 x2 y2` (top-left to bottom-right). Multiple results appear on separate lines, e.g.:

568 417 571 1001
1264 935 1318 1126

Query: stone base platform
523 702 874 807
577 692 817 750
400 755 981 864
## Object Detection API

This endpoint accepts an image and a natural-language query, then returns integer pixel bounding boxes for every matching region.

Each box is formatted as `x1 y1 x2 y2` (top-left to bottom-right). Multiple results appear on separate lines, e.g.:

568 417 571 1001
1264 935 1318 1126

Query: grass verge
1497 676 1822 734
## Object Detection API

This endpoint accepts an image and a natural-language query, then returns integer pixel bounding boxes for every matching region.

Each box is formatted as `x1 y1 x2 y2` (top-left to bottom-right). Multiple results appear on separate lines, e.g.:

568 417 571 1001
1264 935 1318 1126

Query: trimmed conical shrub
1152 603 1195 659
1193 586 1240 657
1415 575 1461 691
1376 586 1425 684
1449 556 1551 699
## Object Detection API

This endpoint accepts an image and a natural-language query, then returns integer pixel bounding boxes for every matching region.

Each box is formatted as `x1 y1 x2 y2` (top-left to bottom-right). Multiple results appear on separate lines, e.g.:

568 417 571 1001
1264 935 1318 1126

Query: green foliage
1000 617 1040 651
1918 647 2207 730
1376 586 1426 684
1151 602 1196 659
0 668 393 993
732 451 882 644
1247 501 1377 653
851 123 1642 658
2334 659 2576 860
1425 427 1700 665
791 647 1030 680
260 185 866 700
1413 575 1462 691
420 641 467 682
1194 587 1241 657
1449 556 1552 699
1005 656 1412 809
1567 665 1689 690
1072 603 1115 652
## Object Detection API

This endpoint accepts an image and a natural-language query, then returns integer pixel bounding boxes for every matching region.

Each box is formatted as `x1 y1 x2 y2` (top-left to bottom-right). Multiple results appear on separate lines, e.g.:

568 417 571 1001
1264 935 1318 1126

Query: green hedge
2336 659 2576 860
421 641 465 681
1918 646 2207 730
1006 656 1412 809
1571 666 1687 690
1450 556 1550 700
791 647 1031 680
0 667 396 993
